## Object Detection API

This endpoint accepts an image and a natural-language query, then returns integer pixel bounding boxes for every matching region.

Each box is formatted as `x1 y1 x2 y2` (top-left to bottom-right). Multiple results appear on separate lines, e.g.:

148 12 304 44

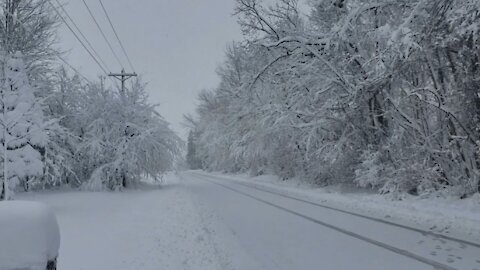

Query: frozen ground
15 171 480 270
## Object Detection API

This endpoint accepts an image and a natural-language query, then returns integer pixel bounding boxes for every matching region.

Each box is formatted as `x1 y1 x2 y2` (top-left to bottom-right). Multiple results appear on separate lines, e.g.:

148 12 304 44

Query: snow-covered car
0 201 60 270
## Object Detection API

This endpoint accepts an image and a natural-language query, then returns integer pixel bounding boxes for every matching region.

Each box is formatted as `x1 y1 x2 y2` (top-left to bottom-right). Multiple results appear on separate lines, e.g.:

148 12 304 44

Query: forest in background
0 0 182 200
187 0 480 198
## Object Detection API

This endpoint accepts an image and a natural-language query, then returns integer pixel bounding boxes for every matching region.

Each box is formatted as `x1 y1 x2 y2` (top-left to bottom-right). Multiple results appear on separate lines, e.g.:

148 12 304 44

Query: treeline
188 0 480 198
0 0 181 200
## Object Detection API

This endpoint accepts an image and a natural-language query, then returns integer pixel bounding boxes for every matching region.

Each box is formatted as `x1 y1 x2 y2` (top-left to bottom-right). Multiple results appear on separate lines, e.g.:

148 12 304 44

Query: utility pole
108 69 137 188
99 75 105 91
108 69 137 94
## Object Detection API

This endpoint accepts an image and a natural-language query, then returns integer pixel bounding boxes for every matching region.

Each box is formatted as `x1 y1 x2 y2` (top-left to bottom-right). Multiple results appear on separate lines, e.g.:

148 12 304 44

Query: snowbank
0 201 60 270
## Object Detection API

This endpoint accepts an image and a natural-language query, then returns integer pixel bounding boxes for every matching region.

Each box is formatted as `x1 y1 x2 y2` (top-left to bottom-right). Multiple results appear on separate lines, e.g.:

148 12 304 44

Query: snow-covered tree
0 52 50 200
72 79 182 190
0 0 69 197
190 0 480 198
0 0 59 83
186 130 202 170
0 0 182 195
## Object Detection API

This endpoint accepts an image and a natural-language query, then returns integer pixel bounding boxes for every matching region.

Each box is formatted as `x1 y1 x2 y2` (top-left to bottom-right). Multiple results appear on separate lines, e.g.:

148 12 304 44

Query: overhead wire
98 0 136 72
56 55 93 85
3 0 94 85
53 0 111 74
81 0 125 70
47 0 109 76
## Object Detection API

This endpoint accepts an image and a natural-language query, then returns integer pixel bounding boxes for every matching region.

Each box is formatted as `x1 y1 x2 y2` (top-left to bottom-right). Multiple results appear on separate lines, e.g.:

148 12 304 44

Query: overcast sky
57 0 242 138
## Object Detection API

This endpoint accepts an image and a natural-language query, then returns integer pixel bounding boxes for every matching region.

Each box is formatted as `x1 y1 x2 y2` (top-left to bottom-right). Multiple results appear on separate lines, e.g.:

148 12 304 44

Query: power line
82 0 125 69
53 0 111 73
56 55 93 84
47 0 109 76
3 0 95 85
99 0 136 72
9 0 112 87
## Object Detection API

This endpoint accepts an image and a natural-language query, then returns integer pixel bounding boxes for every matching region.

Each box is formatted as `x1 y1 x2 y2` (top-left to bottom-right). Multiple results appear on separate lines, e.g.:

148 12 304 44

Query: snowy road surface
19 172 480 270
183 171 480 270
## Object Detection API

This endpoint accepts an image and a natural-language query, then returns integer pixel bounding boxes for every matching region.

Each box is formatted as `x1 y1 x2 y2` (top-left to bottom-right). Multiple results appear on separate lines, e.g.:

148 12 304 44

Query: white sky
57 0 242 139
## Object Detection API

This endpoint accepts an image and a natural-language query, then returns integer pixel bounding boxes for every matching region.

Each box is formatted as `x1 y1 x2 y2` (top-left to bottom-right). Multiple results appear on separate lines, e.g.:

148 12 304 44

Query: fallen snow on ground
12 171 480 269
194 171 480 244
17 173 237 270
180 177 264 270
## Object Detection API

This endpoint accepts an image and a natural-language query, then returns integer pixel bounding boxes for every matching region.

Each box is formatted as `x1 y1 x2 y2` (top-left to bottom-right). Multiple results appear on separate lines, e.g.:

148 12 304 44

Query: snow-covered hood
0 201 60 270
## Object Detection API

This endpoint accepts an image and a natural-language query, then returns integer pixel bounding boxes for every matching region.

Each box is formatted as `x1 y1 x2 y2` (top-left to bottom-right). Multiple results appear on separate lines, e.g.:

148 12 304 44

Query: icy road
21 172 480 270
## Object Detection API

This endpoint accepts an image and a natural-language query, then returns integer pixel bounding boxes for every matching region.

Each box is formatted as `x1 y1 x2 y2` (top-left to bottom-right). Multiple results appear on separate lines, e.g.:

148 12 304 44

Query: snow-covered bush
355 148 384 189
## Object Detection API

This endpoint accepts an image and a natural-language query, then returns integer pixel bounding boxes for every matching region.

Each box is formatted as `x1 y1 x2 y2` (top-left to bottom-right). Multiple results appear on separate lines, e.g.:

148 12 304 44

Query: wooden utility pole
108 69 137 188
108 69 137 93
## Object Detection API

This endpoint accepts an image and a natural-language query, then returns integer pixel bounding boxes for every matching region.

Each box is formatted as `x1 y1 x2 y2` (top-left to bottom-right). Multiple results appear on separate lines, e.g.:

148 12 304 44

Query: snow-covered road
183 171 480 270
18 172 480 270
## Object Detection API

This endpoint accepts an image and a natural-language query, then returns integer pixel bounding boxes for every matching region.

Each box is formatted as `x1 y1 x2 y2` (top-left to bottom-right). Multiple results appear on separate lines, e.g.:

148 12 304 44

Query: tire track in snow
191 172 480 249
192 173 458 270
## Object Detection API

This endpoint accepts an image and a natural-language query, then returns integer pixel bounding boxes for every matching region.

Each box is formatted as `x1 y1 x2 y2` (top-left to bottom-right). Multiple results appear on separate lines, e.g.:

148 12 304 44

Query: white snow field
0 201 60 270
17 174 259 270
16 172 480 270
